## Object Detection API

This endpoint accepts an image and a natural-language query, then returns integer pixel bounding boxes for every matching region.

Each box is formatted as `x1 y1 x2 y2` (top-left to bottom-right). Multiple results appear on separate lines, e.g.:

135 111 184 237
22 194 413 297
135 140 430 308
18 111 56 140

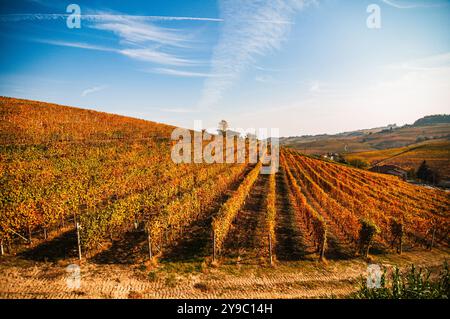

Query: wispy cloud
120 49 194 66
309 80 321 93
0 13 301 23
90 15 190 48
81 85 108 97
0 14 223 23
9 12 203 67
36 39 116 52
37 38 195 66
157 107 200 113
255 75 277 83
89 13 199 65
1 11 302 71
254 65 283 72
198 0 312 109
150 68 229 78
381 0 448 9
386 52 450 70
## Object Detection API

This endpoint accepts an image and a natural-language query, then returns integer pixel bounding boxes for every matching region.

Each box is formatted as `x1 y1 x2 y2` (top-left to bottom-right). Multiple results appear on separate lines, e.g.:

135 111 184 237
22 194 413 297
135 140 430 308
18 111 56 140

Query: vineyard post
430 227 436 250
212 230 216 262
76 222 82 261
319 240 325 261
73 210 77 228
6 238 12 254
365 239 372 258
0 238 4 256
147 226 152 260
268 233 273 266
28 225 32 245
391 235 396 249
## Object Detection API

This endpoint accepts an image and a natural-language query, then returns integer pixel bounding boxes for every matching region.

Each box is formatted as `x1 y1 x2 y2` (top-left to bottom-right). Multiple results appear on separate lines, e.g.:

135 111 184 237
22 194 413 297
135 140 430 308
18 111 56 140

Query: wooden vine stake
76 222 82 261
268 233 273 266
212 230 216 262
430 226 436 250
147 224 153 260
73 210 77 228
319 240 325 261
28 225 32 245
0 238 4 256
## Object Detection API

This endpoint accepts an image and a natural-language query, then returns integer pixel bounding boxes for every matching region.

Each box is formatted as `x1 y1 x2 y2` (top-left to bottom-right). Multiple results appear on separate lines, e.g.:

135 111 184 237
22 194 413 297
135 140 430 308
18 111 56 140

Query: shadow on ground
19 229 78 262
91 231 148 264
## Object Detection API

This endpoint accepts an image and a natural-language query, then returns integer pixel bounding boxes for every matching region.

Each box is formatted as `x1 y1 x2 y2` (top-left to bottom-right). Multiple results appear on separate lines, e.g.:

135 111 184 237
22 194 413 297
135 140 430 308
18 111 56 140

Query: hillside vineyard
0 97 449 262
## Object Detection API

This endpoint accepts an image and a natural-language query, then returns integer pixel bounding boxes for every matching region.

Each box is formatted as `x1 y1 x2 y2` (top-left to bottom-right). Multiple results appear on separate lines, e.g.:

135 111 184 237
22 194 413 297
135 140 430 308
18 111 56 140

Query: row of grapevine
285 149 448 251
298 151 448 246
280 153 327 260
212 162 262 257
148 163 248 257
78 162 236 252
0 140 179 247
266 170 277 264
286 153 361 247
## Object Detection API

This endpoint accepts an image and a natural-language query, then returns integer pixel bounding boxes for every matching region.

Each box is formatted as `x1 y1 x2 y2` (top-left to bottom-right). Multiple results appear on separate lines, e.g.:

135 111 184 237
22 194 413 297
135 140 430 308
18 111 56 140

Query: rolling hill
1 97 449 298
280 117 450 155
344 139 450 182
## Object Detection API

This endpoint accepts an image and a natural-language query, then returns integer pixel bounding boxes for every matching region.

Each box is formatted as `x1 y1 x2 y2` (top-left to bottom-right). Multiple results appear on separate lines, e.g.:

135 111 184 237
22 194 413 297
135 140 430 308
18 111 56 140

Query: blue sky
0 0 449 136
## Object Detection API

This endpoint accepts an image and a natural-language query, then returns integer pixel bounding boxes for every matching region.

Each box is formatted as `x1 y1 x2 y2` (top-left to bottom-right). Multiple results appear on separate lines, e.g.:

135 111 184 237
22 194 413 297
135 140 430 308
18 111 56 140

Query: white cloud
150 68 228 78
387 52 450 71
381 0 448 9
3 10 308 71
37 40 194 66
309 81 321 93
36 39 116 52
198 0 313 109
91 16 190 48
157 107 199 113
0 13 223 23
81 85 108 97
90 14 199 65
19 12 202 67
255 75 275 83
120 48 194 66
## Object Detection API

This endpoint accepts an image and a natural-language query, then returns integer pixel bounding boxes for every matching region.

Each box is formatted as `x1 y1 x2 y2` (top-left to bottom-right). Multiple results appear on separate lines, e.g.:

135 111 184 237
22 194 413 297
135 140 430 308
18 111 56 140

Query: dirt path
92 231 148 264
1 248 448 299
223 174 270 263
275 170 315 261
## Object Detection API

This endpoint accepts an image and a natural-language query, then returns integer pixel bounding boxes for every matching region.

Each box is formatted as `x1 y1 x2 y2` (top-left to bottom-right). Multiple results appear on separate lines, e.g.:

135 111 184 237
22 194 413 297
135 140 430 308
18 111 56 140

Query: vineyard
1 97 449 298
344 139 450 181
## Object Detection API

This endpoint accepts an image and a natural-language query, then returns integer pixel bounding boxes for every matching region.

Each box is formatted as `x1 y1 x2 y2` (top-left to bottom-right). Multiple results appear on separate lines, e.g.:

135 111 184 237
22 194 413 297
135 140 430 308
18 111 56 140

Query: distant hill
413 115 450 126
280 115 450 155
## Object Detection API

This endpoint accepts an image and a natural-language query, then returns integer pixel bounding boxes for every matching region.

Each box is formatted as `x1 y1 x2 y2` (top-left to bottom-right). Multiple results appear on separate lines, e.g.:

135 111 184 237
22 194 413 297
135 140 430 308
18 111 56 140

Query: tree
218 120 228 136
348 158 369 169
417 161 440 185
358 219 380 257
